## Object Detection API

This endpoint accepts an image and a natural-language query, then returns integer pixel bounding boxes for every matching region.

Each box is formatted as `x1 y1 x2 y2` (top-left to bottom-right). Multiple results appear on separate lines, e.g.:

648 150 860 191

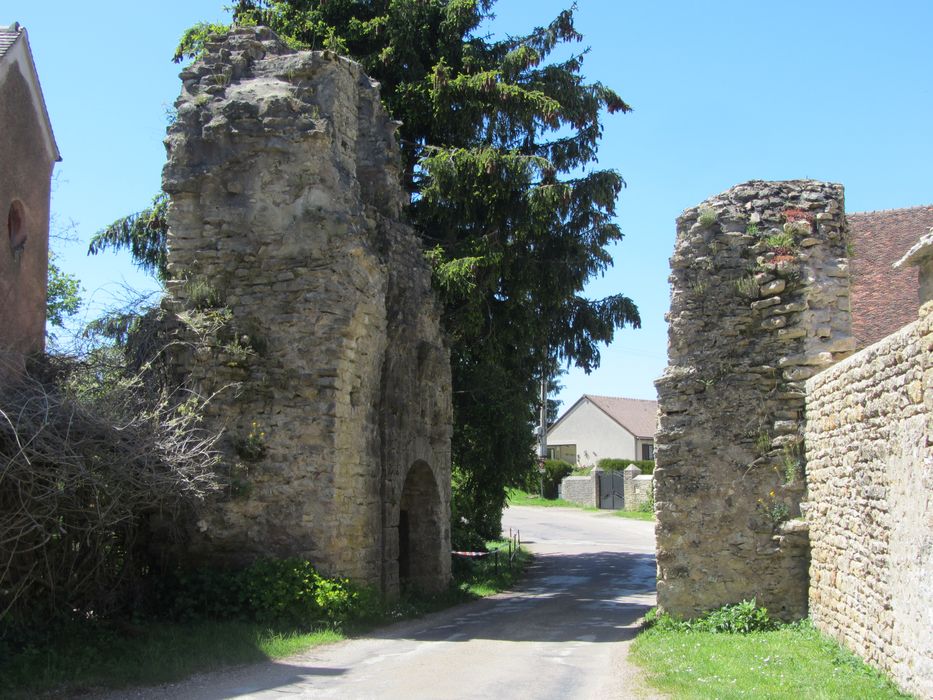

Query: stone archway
397 460 445 593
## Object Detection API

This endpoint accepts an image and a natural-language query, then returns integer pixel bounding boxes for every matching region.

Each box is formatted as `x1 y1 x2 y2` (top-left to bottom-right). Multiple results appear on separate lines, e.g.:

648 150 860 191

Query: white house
547 394 657 467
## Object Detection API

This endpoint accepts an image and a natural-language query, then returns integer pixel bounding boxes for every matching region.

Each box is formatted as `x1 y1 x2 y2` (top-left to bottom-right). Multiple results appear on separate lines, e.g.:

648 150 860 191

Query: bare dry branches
0 353 221 623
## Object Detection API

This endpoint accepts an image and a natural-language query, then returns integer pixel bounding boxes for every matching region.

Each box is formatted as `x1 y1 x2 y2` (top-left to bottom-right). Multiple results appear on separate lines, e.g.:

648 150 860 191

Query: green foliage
234 421 267 461
46 253 82 330
745 223 759 236
183 276 224 310
697 207 717 227
156 558 376 628
758 489 790 527
782 444 803 484
733 275 759 300
172 22 233 63
89 193 169 280
647 599 778 634
755 430 771 455
765 230 795 251
540 458 573 498
596 457 655 475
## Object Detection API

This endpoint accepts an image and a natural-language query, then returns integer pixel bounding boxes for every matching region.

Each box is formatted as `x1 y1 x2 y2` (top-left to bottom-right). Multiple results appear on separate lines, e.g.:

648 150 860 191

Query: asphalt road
108 506 658 700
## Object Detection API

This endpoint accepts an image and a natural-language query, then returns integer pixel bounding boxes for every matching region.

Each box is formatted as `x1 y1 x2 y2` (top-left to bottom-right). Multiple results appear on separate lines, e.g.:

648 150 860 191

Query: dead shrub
0 352 221 625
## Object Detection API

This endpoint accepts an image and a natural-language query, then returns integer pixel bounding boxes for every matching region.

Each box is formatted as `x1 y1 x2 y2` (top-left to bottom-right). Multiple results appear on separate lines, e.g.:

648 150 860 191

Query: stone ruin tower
161 27 452 596
655 181 853 619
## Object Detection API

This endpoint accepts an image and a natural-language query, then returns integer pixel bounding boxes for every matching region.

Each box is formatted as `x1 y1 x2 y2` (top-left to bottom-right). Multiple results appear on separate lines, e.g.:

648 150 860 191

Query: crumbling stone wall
655 180 853 620
161 27 451 595
806 301 932 698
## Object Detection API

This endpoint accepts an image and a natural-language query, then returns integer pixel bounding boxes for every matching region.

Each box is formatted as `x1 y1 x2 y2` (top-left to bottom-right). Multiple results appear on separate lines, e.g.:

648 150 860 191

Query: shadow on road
370 549 657 645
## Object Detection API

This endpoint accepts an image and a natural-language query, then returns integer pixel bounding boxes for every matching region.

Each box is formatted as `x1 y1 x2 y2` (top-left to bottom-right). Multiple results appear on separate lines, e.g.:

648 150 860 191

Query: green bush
155 558 375 629
646 598 779 634
542 459 573 499
596 458 655 475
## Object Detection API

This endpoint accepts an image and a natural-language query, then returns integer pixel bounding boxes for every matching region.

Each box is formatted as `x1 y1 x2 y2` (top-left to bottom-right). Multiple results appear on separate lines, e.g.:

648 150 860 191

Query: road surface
108 506 658 699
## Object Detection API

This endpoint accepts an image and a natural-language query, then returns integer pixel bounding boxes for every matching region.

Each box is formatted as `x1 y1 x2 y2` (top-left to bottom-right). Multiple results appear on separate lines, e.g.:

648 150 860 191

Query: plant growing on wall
734 275 759 300
764 231 796 255
698 208 717 227
757 490 790 528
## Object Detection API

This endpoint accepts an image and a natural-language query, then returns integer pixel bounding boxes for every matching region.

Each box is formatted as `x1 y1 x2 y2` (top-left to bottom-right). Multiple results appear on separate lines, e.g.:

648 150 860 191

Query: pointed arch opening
397 460 444 593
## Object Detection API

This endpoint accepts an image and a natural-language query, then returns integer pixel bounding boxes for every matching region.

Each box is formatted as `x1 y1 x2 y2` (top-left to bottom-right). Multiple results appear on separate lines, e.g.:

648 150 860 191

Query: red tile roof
848 205 933 348
582 394 658 439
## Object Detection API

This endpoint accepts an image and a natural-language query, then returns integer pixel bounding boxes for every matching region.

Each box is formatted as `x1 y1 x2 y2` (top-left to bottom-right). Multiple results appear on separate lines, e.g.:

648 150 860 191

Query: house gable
0 24 59 164
547 395 658 467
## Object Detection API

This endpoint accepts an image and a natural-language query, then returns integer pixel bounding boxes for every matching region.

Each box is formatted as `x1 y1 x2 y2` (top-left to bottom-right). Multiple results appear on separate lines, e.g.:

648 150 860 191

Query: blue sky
14 1 933 409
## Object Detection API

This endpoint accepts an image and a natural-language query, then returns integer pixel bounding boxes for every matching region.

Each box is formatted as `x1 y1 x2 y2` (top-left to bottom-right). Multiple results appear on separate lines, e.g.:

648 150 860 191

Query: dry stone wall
655 180 853 620
160 27 451 595
806 300 933 698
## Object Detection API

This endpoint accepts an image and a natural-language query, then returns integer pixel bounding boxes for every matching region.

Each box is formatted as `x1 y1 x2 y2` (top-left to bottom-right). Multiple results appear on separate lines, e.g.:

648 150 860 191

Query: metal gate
598 470 625 510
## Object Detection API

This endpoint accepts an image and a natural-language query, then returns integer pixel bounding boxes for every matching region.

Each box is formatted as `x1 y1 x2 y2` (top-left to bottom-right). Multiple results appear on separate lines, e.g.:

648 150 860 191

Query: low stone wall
561 475 597 507
560 467 653 510
805 301 933 698
632 474 653 508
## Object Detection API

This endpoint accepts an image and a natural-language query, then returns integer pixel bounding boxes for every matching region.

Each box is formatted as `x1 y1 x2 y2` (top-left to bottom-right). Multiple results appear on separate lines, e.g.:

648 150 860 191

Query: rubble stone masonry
160 27 451 595
806 300 933 698
655 180 853 620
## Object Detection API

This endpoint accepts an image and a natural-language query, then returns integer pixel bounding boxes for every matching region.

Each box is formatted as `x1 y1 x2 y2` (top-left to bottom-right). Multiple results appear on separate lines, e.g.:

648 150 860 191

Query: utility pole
538 374 548 461
537 372 548 497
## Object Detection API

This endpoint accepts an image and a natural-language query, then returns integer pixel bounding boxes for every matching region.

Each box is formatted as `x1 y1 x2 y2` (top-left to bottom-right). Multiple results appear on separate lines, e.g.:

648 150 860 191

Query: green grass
613 509 654 521
0 621 342 698
0 544 531 698
631 618 911 699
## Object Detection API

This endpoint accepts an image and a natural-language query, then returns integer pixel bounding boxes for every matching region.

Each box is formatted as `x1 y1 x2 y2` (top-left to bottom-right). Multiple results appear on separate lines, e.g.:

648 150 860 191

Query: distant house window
545 444 576 464
8 201 26 259
642 443 654 461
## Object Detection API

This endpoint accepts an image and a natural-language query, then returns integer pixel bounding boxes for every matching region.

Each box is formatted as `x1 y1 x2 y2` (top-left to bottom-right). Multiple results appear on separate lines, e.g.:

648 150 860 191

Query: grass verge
612 509 654 521
0 621 342 699
0 542 531 699
507 487 597 509
508 488 655 521
631 614 911 699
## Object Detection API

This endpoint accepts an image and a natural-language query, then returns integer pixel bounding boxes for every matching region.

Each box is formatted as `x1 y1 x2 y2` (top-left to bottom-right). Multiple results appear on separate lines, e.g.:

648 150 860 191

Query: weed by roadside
632 603 911 699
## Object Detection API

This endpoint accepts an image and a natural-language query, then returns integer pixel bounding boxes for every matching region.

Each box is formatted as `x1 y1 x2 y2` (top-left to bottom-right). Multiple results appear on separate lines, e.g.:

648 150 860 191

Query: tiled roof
848 205 933 348
0 22 22 60
583 394 658 439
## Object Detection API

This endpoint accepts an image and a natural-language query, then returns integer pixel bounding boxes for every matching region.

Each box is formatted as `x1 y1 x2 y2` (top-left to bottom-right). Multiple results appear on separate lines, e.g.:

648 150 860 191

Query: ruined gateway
655 180 853 620
161 27 452 595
